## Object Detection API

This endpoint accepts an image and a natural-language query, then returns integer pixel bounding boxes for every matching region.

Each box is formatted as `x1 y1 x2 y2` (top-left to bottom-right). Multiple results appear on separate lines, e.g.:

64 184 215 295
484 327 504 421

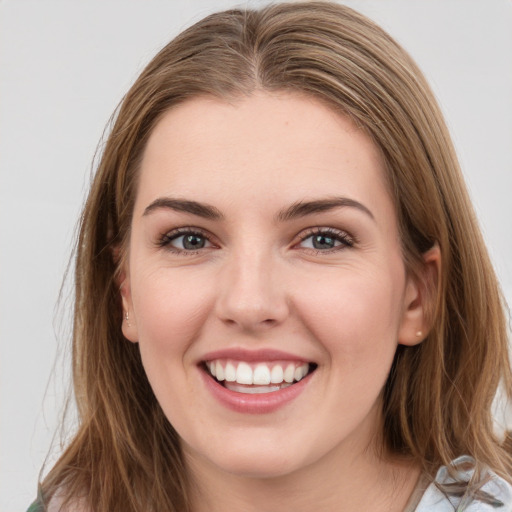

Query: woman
30 2 512 511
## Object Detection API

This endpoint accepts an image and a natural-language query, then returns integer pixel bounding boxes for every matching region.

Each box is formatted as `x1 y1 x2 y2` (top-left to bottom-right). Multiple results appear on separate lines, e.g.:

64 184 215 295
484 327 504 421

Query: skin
121 91 438 511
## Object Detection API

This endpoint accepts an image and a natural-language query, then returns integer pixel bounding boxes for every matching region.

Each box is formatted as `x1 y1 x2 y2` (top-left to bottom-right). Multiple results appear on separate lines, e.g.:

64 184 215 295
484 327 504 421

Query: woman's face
121 91 425 479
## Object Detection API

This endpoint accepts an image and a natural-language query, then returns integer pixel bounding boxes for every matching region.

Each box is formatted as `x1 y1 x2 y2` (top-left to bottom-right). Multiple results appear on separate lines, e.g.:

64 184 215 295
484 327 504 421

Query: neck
185 434 420 512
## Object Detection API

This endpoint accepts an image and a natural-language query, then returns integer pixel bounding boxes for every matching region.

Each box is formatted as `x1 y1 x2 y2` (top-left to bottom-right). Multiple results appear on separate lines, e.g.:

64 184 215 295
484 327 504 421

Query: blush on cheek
134 278 213 344
300 284 397 338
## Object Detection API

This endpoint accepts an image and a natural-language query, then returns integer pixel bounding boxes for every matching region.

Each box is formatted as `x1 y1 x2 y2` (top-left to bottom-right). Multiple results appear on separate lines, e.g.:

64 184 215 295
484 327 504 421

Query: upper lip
199 348 311 364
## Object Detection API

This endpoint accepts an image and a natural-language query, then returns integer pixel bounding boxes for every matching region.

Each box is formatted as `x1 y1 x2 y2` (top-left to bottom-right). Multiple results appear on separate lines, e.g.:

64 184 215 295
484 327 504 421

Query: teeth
224 382 292 394
253 364 271 385
284 364 295 383
294 365 307 382
270 365 284 384
225 383 282 394
236 362 253 385
225 362 236 382
215 360 225 381
205 360 311 387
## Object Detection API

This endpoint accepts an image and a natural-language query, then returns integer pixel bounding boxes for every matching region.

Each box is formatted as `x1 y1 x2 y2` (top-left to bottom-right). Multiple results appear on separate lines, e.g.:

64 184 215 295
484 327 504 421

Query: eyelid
294 226 356 251
155 225 355 255
156 226 218 254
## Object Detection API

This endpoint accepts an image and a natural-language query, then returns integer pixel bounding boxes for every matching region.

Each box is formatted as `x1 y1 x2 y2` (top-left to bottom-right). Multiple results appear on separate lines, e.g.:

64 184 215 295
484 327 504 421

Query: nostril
220 315 280 329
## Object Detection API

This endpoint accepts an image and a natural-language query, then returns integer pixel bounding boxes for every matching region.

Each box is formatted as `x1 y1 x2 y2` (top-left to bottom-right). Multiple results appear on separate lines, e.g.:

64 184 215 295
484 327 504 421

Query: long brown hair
41 2 511 510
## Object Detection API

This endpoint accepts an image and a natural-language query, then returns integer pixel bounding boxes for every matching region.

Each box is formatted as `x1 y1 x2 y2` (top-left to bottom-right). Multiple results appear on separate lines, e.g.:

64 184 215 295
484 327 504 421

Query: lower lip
200 368 313 414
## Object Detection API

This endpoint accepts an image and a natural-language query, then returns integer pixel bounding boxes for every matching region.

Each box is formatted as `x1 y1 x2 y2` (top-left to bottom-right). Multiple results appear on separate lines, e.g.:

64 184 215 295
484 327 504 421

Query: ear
118 267 139 343
397 243 441 346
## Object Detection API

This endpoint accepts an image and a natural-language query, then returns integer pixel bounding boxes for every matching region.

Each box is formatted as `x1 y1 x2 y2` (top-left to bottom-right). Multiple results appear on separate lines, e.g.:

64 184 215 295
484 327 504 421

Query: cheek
130 269 217 399
130 269 216 422
293 266 404 362
132 269 214 346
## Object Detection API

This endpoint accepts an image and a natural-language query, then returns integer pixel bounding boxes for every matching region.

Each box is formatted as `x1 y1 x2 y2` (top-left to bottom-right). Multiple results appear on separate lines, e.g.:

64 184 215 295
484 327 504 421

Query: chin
212 454 305 480
183 431 324 481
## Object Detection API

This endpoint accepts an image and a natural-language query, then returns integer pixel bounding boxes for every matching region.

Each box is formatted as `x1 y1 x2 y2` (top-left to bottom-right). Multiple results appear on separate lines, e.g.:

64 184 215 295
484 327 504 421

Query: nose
215 249 289 331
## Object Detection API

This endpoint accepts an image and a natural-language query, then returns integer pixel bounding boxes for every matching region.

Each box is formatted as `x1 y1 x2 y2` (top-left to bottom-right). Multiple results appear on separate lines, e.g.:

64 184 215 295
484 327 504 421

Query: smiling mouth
202 359 317 394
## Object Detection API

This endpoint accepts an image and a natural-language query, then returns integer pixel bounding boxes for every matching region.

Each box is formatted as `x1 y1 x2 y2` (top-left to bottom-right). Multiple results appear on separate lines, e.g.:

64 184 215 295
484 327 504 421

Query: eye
297 228 354 252
158 228 214 254
173 233 210 250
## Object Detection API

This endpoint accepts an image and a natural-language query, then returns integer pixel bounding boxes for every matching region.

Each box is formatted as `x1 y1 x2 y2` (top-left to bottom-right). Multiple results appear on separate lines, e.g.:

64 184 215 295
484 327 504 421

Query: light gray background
1 1 511 510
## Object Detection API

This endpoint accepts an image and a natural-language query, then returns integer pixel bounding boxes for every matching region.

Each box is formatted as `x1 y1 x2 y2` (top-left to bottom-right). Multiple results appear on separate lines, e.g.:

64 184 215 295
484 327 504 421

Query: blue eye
174 233 208 250
159 229 213 253
298 228 353 251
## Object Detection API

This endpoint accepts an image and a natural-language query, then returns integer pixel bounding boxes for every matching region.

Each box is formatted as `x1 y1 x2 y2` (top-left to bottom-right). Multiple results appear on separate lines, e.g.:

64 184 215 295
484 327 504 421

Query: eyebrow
143 198 224 220
276 197 374 222
142 196 374 222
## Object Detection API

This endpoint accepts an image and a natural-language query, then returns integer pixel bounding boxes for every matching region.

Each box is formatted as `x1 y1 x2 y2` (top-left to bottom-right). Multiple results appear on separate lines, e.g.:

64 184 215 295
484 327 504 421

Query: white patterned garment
414 456 512 511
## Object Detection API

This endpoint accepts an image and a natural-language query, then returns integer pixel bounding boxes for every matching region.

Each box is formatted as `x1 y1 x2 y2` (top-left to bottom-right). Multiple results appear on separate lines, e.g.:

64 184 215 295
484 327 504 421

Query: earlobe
398 243 441 346
119 271 139 343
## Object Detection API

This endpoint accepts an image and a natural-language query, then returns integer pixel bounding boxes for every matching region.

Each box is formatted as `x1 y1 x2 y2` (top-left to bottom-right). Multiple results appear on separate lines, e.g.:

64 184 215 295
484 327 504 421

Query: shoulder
27 491 88 512
415 456 512 511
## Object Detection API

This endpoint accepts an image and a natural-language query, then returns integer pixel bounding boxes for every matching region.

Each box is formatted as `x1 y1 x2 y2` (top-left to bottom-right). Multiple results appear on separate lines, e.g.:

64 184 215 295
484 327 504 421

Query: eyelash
295 227 355 253
157 227 214 255
156 226 355 255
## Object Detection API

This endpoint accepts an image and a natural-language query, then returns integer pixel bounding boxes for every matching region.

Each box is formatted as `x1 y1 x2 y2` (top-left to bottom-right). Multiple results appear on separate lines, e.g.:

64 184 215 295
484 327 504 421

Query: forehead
135 91 392 218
